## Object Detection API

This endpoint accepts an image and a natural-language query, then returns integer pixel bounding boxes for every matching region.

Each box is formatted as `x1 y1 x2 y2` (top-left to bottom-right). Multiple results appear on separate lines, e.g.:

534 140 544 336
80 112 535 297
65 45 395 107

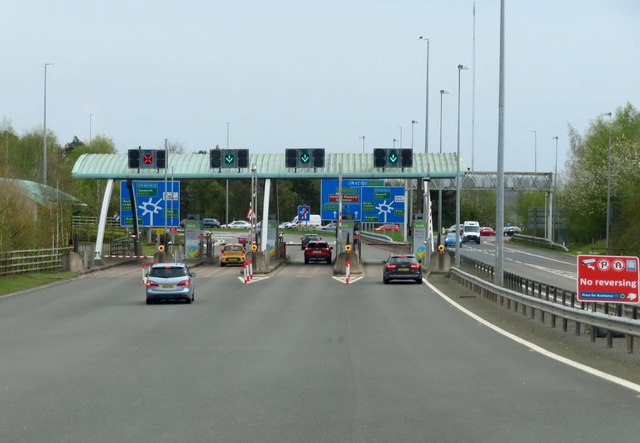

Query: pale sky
2 0 638 175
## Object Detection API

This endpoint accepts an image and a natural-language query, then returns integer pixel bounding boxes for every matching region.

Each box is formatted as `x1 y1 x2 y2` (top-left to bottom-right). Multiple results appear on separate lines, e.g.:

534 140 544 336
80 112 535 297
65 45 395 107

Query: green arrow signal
300 153 310 163
225 154 235 164
388 153 398 164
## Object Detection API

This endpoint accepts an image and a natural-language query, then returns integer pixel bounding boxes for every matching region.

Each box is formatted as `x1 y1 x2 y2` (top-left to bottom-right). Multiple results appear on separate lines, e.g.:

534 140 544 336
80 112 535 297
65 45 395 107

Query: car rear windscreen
150 267 188 278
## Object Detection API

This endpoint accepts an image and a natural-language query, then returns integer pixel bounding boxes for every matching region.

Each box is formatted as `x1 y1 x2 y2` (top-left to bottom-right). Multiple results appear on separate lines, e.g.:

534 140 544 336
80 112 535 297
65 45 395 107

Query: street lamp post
43 63 53 185
605 112 612 251
550 136 559 243
411 120 418 150
360 136 365 154
89 113 93 144
419 36 430 154
392 138 397 148
398 126 403 148
438 90 449 245
530 130 537 173
455 65 470 266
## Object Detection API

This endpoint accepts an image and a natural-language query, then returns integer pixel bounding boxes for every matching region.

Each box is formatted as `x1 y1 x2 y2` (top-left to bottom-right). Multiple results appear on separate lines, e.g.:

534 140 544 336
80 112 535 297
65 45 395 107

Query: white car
223 220 251 229
279 221 295 229
320 222 337 231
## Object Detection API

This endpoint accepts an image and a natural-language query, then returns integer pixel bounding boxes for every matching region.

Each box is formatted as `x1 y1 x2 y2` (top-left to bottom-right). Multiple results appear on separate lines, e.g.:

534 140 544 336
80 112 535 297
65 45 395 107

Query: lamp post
392 138 397 148
455 65 470 266
360 135 365 154
43 63 53 185
411 120 418 150
604 112 612 251
398 126 403 148
530 130 537 173
89 113 93 144
419 36 430 154
550 136 559 243
438 90 449 245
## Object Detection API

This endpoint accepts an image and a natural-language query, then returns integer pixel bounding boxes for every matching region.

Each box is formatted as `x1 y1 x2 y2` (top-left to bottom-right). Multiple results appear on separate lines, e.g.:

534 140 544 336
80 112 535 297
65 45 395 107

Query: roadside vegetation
1 102 639 258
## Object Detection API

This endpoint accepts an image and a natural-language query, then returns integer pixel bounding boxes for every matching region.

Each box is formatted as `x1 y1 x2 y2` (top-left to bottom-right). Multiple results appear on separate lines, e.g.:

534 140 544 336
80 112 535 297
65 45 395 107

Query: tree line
1 103 639 254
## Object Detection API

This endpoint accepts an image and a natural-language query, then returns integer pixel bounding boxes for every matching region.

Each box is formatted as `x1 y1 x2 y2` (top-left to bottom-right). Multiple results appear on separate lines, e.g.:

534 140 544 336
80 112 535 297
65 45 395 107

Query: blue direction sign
320 179 404 223
120 181 180 227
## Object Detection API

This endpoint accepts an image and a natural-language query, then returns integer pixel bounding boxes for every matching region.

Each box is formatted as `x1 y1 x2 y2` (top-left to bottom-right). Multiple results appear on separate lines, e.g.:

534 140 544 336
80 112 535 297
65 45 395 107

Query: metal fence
453 253 640 353
0 247 73 277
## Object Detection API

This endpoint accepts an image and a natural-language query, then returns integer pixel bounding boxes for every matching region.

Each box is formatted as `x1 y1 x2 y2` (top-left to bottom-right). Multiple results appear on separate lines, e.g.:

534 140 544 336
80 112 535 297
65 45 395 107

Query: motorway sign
298 205 310 222
577 255 639 303
320 179 404 223
120 180 181 227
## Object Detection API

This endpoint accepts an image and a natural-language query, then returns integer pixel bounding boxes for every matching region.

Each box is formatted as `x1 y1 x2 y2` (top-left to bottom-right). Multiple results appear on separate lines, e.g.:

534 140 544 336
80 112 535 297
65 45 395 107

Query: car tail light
146 280 159 287
178 279 191 287
410 264 420 269
220 251 225 257
386 264 397 270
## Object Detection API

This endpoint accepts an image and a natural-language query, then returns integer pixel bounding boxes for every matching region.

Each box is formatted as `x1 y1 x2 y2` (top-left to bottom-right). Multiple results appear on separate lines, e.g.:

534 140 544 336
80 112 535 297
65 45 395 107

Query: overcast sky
2 0 639 174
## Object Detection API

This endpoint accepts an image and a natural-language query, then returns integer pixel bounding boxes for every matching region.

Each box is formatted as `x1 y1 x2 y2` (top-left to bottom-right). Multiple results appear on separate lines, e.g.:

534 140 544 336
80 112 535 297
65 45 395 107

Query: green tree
562 103 640 249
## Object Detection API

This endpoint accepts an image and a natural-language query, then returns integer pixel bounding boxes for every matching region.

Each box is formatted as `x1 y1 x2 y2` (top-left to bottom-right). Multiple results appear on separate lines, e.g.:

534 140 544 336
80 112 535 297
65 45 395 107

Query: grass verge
0 272 79 297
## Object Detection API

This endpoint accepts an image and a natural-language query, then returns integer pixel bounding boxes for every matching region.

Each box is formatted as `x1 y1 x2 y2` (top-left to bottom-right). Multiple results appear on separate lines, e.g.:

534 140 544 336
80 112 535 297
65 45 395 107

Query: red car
374 224 400 232
480 227 496 236
304 241 333 264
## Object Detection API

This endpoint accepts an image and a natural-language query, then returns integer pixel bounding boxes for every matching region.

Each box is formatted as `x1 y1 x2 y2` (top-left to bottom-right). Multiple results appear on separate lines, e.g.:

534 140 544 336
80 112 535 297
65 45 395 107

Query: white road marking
425 280 640 394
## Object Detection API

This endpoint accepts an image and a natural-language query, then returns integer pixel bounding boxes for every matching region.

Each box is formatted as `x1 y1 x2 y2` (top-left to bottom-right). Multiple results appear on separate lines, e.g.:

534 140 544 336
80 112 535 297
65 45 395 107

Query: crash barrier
449 262 640 353
509 233 569 252
359 232 411 253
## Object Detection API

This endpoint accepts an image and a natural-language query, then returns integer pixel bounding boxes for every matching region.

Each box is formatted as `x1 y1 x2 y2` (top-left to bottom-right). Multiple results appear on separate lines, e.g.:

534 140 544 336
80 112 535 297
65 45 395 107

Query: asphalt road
454 237 578 291
1 256 639 442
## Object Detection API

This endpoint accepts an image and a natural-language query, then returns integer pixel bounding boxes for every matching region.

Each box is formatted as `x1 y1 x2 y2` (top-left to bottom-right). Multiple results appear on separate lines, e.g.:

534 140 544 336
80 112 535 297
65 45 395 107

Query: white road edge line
425 279 640 395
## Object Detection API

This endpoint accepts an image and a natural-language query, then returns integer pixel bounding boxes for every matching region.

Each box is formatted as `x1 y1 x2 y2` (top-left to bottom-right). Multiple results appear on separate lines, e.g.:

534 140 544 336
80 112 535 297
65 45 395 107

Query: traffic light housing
285 148 325 168
237 149 249 168
128 148 166 169
373 148 413 168
373 149 386 168
313 148 325 168
210 149 222 168
285 149 297 168
128 149 140 168
401 149 413 167
156 150 166 168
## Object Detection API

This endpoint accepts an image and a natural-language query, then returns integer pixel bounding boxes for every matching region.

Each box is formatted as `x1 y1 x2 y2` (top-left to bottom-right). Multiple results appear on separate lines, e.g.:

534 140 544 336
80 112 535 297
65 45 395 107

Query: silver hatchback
145 263 196 304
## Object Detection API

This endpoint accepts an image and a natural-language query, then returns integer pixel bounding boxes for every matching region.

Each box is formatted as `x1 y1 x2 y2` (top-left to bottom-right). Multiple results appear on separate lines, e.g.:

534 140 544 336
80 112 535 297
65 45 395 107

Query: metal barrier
450 256 640 353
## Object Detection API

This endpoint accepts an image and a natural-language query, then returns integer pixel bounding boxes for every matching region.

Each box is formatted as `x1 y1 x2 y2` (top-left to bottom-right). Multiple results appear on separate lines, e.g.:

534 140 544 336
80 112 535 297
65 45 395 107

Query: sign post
577 255 639 303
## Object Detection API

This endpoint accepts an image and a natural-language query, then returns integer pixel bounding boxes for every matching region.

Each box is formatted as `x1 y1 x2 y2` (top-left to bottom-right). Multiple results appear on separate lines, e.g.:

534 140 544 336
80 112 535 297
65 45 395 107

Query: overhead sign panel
120 180 181 227
577 255 639 303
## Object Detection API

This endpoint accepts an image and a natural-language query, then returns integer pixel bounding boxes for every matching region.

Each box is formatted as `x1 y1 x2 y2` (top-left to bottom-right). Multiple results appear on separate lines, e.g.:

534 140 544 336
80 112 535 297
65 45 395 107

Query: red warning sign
577 255 639 303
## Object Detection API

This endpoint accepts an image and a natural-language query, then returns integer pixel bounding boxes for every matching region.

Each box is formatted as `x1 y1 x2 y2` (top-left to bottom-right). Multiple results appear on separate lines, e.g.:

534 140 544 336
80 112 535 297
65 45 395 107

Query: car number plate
162 284 174 288
399 267 409 271
313 250 322 254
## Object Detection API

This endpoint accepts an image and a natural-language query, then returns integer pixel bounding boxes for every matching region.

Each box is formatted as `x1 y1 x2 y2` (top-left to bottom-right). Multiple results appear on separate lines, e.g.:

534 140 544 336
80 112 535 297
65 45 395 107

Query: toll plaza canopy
72 151 552 192
72 152 457 180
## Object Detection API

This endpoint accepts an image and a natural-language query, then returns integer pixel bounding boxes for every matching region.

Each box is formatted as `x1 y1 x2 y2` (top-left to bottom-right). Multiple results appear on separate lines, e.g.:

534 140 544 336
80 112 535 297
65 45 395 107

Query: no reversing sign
577 255 639 303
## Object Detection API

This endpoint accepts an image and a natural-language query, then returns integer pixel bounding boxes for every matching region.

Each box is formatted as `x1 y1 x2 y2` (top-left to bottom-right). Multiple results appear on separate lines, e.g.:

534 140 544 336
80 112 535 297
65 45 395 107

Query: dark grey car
383 255 423 284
